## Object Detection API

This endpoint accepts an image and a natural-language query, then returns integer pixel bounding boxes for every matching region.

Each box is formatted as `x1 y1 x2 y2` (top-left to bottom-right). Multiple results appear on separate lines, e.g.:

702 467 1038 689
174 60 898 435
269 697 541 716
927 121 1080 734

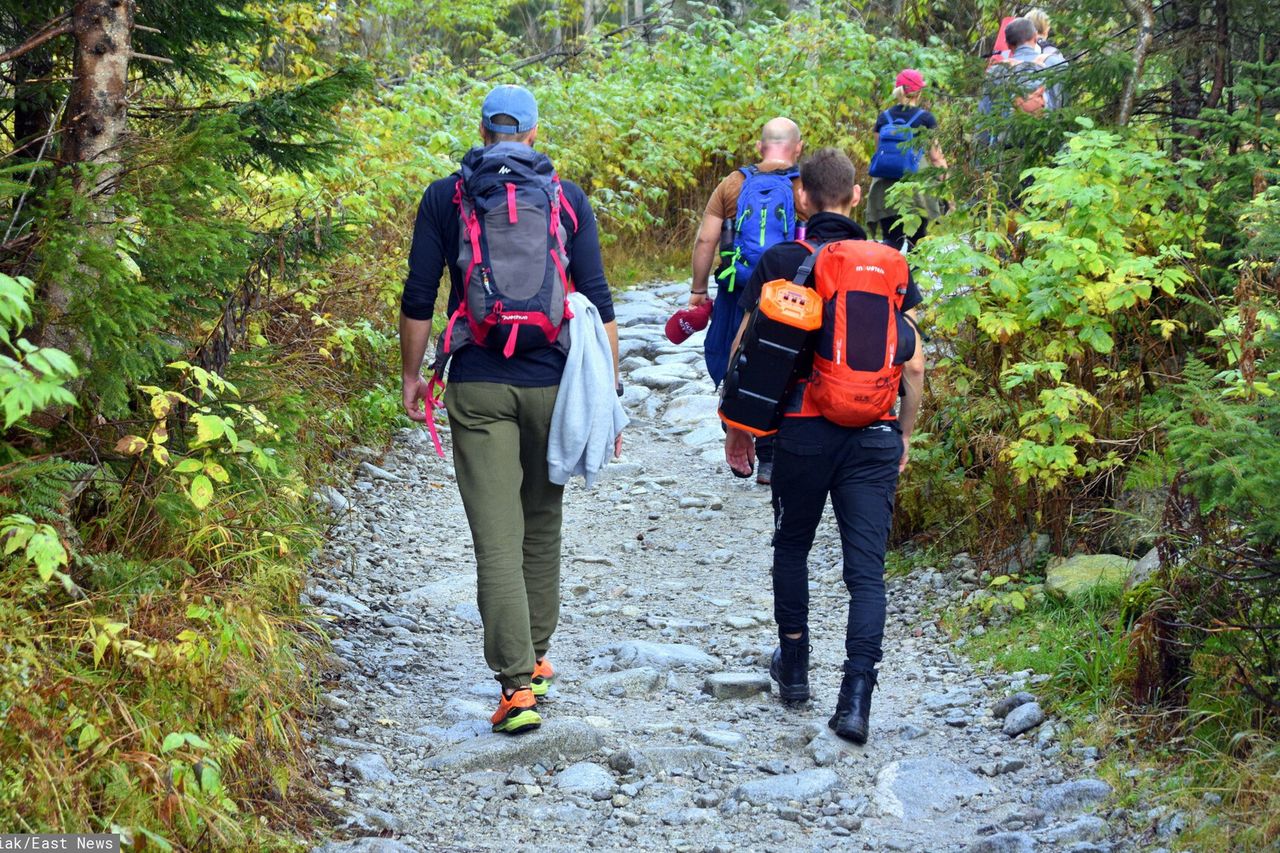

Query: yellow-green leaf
161 732 185 754
78 723 100 750
204 461 230 484
173 458 203 474
192 414 225 446
151 394 172 420
152 444 170 466
189 475 213 510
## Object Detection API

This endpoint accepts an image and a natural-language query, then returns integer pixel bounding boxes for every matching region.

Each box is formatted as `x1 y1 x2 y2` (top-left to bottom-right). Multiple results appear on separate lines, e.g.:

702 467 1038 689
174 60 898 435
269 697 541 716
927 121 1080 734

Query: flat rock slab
1039 815 1110 845
581 667 665 698
875 757 993 821
551 761 615 800
965 832 1035 853
348 752 395 783
732 768 840 806
630 364 697 390
693 728 745 750
703 672 771 699
610 745 728 775
1039 779 1113 815
592 640 718 671
423 719 602 773
661 394 721 426
312 840 419 853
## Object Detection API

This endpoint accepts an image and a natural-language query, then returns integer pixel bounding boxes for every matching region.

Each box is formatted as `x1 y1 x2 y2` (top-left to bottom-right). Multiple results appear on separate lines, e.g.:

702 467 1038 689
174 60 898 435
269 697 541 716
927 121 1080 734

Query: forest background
0 0 1276 849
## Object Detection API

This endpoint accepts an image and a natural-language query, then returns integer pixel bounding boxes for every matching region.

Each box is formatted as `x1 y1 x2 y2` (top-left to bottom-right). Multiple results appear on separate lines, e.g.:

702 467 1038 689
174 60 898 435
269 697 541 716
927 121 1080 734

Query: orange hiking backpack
793 240 910 427
993 53 1049 114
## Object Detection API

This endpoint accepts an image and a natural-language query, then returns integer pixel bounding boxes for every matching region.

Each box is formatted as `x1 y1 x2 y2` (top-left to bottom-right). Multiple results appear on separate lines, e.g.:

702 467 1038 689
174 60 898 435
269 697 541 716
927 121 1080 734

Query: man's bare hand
725 427 756 476
899 435 911 473
614 431 624 459
688 290 709 308
402 374 431 422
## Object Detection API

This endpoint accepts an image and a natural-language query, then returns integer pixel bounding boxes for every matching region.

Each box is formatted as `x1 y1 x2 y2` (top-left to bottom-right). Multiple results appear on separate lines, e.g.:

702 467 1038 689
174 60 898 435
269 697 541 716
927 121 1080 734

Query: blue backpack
717 165 799 293
867 109 926 180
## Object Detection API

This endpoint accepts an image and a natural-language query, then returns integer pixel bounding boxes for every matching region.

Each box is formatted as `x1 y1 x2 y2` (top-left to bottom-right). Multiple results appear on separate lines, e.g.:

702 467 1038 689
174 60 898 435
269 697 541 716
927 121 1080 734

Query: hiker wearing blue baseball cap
399 83 621 735
481 83 540 135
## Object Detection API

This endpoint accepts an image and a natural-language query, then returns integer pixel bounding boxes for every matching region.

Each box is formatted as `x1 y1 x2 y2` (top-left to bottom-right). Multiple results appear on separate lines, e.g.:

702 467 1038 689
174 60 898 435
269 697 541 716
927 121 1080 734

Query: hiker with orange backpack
400 84 621 735
980 16 1067 119
722 148 925 744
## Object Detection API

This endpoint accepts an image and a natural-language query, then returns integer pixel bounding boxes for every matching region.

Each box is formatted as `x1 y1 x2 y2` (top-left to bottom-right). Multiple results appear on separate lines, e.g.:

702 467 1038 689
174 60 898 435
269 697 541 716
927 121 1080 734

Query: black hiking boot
769 632 810 703
828 663 876 745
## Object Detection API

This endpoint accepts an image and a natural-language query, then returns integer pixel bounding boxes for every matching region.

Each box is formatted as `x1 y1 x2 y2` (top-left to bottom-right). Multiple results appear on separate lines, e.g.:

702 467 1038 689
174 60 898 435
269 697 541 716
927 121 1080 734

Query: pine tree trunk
37 0 135 370
64 0 135 193
1118 0 1155 125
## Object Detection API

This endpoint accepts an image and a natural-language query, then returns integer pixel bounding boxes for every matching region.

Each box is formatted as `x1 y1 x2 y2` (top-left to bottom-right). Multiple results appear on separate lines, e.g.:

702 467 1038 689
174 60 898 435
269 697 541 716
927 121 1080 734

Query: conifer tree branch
0 16 73 66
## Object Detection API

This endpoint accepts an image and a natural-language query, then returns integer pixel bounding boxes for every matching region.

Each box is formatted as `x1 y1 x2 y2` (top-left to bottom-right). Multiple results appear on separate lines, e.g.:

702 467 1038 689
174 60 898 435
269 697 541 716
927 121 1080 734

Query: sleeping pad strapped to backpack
719 239 910 434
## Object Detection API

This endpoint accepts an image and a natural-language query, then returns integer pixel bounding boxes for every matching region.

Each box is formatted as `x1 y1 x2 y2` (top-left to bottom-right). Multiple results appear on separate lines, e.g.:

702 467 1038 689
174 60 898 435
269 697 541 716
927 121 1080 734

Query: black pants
877 217 928 253
770 417 902 671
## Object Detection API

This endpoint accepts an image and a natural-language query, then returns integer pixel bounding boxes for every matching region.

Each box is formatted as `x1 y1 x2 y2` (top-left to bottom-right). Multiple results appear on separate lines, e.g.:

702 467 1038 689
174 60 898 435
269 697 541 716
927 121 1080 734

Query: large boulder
1125 547 1161 591
1044 554 1134 602
1101 487 1166 556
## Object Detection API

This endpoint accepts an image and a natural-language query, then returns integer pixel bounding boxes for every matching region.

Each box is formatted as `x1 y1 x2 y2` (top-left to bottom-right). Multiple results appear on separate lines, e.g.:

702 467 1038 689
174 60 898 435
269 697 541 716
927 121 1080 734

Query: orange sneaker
531 657 556 698
490 687 541 734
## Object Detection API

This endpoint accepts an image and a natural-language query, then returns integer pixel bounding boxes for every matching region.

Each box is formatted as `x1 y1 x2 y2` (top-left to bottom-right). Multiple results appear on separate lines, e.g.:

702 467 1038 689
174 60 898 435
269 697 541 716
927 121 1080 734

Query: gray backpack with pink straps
439 142 578 360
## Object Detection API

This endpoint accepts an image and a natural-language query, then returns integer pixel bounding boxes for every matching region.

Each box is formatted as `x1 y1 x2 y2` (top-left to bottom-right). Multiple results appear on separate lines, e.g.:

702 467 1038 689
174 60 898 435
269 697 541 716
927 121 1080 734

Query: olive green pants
444 381 564 691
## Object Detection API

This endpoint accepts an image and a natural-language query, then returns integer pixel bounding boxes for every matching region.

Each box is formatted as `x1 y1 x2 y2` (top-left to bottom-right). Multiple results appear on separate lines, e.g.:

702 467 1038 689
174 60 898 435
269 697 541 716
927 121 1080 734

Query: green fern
1 458 95 524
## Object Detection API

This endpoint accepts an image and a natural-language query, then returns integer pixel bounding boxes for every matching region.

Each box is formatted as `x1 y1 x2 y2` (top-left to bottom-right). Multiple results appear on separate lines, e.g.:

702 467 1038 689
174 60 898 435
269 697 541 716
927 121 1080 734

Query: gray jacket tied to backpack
547 292 629 487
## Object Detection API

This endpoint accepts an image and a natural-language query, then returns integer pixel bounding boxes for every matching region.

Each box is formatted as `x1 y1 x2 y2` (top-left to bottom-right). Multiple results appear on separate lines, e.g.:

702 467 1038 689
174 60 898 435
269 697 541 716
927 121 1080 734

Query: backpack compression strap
905 108 926 127
791 240 824 288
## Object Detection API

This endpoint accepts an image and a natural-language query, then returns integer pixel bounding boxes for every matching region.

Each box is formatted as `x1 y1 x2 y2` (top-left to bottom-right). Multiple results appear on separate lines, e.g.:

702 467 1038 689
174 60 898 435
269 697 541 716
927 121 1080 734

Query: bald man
690 118 806 485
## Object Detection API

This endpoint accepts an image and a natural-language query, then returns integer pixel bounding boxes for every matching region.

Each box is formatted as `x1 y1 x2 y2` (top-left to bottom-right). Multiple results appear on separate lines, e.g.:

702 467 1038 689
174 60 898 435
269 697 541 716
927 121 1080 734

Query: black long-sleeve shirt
402 166 615 386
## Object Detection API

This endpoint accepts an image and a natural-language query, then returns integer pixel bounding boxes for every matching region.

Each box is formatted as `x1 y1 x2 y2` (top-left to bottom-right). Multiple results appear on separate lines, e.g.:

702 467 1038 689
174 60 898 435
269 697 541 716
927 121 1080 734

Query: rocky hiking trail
306 281 1138 853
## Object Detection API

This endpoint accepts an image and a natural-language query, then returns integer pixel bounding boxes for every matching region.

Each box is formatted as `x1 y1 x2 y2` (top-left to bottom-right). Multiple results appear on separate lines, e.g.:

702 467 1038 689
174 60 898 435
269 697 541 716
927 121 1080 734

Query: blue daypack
867 109 926 180
717 165 799 294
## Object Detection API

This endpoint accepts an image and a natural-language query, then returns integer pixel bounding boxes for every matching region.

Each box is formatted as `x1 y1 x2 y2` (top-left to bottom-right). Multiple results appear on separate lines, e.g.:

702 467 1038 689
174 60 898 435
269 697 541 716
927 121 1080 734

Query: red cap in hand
665 301 713 344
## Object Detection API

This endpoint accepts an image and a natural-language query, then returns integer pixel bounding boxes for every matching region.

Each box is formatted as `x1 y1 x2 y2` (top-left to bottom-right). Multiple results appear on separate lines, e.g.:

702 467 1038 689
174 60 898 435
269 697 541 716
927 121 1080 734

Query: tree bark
63 0 135 194
1118 0 1155 125
583 0 595 34
1168 0 1205 146
36 0 135 370
1204 0 1229 110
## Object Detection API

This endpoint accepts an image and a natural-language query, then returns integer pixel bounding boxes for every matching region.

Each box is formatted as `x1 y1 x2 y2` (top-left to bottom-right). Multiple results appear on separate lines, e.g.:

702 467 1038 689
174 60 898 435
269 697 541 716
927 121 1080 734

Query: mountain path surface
306 281 1137 853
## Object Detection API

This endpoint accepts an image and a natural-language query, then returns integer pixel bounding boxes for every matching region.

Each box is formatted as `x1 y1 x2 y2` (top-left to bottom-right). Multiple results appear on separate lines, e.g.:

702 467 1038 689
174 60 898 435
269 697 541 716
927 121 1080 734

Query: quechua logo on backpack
718 165 798 293
444 142 579 359
797 241 910 427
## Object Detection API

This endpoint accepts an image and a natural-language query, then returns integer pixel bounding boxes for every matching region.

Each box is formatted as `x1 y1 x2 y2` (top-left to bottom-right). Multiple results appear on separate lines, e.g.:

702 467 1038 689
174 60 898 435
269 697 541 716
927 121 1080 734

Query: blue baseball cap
481 84 539 134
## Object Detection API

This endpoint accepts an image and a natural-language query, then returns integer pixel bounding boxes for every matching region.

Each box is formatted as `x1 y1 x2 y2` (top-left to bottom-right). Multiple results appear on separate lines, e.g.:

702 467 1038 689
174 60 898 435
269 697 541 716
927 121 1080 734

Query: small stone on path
1003 701 1046 737
347 752 395 783
702 672 771 699
991 691 1037 719
1039 779 1113 815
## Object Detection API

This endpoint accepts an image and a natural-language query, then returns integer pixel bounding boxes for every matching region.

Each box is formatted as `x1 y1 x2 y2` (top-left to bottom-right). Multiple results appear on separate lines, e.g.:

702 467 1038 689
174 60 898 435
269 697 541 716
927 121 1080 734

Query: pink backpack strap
554 176 580 233
424 374 447 459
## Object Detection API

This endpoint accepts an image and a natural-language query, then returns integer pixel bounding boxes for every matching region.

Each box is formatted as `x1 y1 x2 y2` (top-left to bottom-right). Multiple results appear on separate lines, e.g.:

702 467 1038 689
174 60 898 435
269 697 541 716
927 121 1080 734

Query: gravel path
306 281 1137 853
